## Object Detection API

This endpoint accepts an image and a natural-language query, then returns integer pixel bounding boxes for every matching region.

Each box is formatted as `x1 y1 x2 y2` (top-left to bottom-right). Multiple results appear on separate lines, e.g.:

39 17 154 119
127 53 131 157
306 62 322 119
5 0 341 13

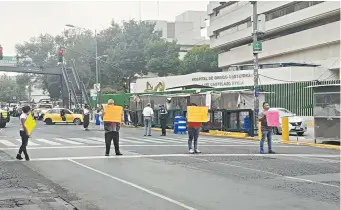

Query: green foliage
0 75 17 102
181 45 221 74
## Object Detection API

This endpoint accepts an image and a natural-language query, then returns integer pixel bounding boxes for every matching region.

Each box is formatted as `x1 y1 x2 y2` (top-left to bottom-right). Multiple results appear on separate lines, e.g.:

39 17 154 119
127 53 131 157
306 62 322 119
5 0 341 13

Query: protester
83 104 90 131
258 102 275 154
187 103 201 154
142 103 154 136
159 105 167 136
16 105 31 161
103 99 122 156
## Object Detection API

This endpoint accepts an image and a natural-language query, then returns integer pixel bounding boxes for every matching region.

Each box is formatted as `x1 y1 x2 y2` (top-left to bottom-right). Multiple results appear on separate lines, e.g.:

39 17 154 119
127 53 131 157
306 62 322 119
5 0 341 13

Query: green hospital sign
0 56 17 67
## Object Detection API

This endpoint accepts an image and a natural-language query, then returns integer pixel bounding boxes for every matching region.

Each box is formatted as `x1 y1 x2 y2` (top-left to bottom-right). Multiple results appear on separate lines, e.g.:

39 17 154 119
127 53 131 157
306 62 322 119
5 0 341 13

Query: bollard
258 122 262 140
282 117 289 142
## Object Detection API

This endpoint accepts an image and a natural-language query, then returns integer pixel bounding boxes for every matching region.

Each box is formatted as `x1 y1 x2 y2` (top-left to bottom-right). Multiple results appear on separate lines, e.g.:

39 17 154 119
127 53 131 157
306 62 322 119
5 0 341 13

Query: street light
65 24 99 107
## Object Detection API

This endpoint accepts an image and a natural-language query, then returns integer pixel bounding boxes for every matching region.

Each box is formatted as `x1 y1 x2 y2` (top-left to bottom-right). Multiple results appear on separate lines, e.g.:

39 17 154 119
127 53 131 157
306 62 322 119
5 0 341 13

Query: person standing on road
187 103 201 154
103 99 122 156
143 103 154 136
16 105 31 161
159 105 168 136
259 102 275 154
83 104 90 131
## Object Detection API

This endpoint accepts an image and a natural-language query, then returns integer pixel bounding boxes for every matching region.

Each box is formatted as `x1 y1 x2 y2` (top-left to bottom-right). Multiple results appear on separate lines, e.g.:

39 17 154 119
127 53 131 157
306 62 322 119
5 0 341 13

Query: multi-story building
148 10 209 59
207 1 340 76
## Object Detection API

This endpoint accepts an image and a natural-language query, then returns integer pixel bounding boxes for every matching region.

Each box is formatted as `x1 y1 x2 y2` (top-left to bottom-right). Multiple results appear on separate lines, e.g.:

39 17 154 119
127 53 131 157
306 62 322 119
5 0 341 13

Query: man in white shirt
142 103 154 136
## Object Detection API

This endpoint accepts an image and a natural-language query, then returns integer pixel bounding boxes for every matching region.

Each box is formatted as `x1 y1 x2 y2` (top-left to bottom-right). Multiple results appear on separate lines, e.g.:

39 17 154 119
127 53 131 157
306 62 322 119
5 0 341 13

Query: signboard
24 114 37 136
90 89 97 97
92 96 97 100
253 41 262 53
103 105 123 122
187 106 208 122
94 83 100 92
0 56 17 67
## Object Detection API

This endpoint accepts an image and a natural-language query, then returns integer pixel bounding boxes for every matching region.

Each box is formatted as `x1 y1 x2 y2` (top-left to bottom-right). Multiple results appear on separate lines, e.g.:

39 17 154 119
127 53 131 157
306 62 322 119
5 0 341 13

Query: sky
0 0 208 56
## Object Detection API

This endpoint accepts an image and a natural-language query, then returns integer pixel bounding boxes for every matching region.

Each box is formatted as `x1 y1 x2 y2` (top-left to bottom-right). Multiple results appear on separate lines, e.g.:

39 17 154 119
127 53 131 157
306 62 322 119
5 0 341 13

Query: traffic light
58 49 64 63
0 45 3 60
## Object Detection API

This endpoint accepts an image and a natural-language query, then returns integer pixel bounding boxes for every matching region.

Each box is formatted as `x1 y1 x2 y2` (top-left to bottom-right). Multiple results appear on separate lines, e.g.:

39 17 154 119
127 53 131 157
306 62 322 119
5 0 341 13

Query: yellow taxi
43 108 83 125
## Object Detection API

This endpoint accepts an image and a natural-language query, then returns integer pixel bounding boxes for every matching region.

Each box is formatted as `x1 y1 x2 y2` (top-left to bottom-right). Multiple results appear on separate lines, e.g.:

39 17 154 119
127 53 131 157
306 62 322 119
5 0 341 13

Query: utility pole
251 1 259 133
95 29 100 108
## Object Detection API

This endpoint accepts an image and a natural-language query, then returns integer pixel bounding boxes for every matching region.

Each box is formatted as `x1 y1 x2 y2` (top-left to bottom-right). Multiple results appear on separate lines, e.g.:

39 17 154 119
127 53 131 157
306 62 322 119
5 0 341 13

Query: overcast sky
0 0 208 56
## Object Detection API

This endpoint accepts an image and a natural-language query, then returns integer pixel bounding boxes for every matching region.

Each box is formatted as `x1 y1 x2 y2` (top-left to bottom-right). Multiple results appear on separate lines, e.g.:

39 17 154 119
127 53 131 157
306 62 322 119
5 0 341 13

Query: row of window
214 1 324 38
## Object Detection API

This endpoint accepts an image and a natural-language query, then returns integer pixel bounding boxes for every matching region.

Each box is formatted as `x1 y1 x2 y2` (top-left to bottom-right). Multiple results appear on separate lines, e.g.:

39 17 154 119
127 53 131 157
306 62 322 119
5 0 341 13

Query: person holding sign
187 103 206 154
258 102 276 154
16 106 31 161
103 99 122 156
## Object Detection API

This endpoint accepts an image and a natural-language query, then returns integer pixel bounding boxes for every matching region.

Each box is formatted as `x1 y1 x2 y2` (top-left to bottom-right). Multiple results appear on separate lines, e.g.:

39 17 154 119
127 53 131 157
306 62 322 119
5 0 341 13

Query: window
64 109 72 114
314 93 341 117
266 1 324 21
38 104 53 109
47 109 58 114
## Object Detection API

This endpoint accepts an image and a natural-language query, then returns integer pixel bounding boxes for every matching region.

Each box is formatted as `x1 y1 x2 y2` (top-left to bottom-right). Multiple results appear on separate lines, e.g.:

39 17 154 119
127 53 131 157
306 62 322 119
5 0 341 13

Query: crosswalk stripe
128 137 165 144
153 137 187 143
16 139 40 146
88 137 104 142
0 140 17 146
53 138 83 145
35 138 62 146
120 138 143 144
68 138 101 145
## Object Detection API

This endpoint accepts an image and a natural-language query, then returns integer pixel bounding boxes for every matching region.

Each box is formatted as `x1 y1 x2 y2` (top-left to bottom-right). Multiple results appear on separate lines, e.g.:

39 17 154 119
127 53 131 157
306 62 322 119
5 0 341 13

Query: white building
207 1 340 77
148 10 210 59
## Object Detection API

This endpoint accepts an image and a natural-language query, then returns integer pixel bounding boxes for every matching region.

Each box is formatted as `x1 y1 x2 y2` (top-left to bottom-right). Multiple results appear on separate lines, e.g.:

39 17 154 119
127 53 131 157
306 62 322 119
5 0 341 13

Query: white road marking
0 144 304 150
128 137 165 144
15 139 40 146
88 137 104 142
69 138 101 145
3 153 339 162
68 159 198 210
53 138 83 145
0 140 17 147
189 157 340 188
35 138 62 146
120 138 144 144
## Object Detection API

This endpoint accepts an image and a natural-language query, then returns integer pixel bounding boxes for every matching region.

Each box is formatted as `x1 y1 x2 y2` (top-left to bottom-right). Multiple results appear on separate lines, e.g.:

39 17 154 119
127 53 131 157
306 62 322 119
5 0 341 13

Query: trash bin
95 113 100 125
173 115 181 134
178 116 187 134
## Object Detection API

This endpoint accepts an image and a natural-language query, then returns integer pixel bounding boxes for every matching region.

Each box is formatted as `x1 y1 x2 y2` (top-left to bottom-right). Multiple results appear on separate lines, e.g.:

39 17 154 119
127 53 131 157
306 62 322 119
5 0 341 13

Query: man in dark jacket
159 105 168 136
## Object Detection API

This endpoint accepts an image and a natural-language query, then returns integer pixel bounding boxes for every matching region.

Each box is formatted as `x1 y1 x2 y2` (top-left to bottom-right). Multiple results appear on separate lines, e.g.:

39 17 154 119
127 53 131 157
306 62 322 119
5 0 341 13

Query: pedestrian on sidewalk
143 103 154 136
16 105 31 161
83 104 90 131
159 105 167 136
103 99 122 156
187 103 201 154
258 102 275 154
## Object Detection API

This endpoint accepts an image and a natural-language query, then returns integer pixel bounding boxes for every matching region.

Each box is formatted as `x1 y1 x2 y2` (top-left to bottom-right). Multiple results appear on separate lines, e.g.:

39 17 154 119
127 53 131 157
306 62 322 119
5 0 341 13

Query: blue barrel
95 113 100 125
173 115 182 134
243 115 249 131
178 116 187 134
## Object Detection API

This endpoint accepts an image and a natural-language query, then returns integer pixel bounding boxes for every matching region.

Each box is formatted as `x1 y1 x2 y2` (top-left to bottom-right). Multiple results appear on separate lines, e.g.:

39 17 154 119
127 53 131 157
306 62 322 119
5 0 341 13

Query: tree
15 74 33 101
145 40 181 76
181 45 221 74
0 75 18 102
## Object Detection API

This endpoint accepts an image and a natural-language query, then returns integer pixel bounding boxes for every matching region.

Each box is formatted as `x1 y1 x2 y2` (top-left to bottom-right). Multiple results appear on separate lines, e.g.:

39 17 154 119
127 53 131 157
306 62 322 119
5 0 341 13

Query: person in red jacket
187 103 201 154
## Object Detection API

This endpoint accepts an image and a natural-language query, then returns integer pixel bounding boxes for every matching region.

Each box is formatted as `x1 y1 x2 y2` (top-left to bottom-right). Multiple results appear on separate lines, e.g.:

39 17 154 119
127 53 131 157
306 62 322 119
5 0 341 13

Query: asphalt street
0 117 340 210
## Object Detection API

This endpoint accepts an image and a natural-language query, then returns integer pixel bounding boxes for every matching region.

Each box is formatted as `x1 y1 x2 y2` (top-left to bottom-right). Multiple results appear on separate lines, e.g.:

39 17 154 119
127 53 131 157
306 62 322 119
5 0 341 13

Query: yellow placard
24 114 37 136
187 106 208 122
103 105 123 122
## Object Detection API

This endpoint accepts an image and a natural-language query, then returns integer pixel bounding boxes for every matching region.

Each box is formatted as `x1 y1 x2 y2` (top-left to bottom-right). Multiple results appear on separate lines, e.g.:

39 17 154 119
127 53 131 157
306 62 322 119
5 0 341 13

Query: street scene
0 1 340 210
0 117 340 210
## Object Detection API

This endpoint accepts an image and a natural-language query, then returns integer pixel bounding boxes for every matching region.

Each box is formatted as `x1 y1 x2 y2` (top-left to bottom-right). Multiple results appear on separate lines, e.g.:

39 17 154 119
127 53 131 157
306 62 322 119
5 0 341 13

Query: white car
269 107 307 136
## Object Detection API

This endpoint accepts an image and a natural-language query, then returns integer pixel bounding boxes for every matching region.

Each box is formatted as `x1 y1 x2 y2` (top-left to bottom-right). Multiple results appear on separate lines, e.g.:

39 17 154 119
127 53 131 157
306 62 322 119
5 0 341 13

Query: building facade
148 10 209 59
207 1 340 77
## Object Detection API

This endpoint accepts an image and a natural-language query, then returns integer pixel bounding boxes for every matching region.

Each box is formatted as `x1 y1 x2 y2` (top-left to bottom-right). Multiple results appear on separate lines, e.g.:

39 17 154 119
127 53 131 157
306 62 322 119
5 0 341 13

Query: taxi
43 108 83 125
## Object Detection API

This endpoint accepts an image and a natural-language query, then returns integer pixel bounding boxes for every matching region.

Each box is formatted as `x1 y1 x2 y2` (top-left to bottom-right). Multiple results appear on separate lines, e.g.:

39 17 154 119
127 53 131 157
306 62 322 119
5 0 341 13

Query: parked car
43 108 83 125
269 107 307 136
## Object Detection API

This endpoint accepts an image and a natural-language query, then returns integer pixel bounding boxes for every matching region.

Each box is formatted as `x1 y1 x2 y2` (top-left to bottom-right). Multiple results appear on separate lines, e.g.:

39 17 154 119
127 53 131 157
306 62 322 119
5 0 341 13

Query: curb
119 125 341 150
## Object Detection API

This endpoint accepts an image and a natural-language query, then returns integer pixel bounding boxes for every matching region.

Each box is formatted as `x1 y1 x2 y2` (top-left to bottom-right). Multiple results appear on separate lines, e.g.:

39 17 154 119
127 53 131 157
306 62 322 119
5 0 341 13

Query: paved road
0 118 339 210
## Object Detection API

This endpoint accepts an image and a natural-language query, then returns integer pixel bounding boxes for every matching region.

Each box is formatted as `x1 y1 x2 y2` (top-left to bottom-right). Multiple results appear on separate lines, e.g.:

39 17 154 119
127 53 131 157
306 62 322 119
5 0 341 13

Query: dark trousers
188 127 200 150
105 131 120 155
160 119 166 136
18 131 29 157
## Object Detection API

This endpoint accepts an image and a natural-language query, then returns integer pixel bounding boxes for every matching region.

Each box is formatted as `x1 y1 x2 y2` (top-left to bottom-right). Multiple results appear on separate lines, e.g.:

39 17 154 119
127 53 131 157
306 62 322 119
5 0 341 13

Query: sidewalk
0 152 78 210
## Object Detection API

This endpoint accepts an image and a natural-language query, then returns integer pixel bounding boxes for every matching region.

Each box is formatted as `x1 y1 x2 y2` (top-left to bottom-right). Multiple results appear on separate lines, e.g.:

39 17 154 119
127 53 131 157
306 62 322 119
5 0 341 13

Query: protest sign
187 106 208 122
